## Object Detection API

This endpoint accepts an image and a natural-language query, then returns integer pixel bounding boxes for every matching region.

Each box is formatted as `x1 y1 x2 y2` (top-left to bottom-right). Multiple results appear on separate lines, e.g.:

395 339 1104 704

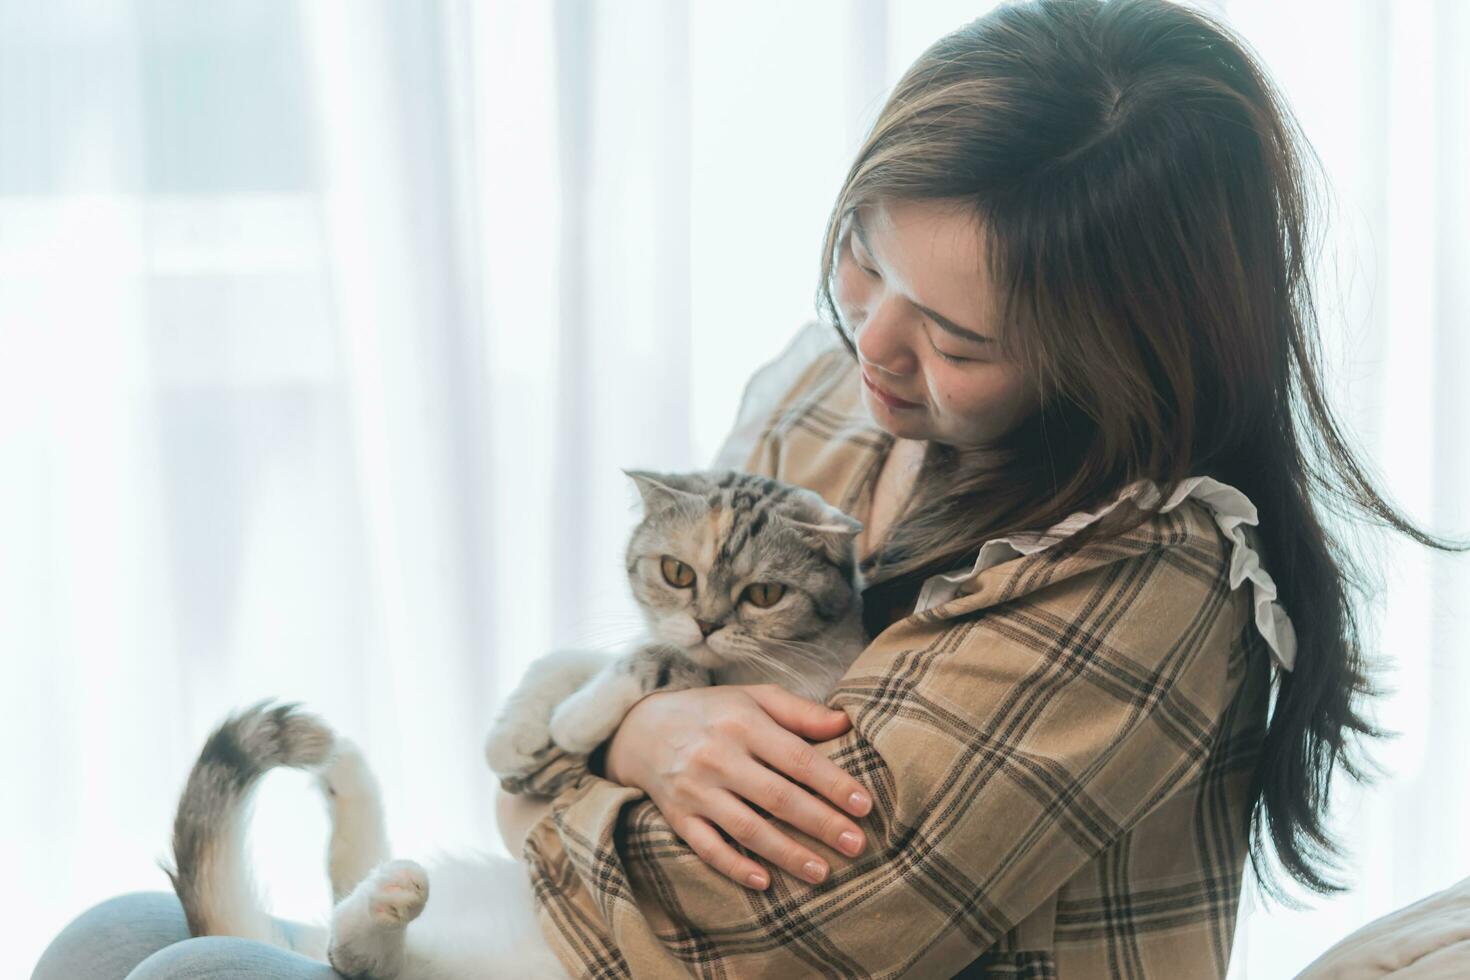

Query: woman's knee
31 891 190 980
126 936 344 979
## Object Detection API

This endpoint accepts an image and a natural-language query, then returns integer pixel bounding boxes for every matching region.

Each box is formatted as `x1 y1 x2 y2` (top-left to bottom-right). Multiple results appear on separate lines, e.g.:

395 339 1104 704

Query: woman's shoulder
709 319 856 472
908 477 1295 676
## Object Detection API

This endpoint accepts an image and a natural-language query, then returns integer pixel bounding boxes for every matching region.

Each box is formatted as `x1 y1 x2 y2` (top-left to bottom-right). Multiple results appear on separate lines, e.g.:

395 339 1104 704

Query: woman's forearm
495 785 554 858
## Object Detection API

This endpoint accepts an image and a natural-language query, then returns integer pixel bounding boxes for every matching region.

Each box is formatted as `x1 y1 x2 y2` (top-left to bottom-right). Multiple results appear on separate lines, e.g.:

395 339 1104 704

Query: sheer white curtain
1 2 1464 978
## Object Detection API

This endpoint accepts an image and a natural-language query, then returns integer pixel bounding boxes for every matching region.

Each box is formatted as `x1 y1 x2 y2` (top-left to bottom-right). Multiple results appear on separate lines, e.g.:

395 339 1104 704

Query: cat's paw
484 712 555 776
366 859 429 927
548 691 619 756
326 858 422 978
316 737 377 801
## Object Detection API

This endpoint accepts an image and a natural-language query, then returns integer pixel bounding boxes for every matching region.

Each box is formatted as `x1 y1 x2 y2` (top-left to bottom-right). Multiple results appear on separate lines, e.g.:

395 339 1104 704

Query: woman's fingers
707 789 834 885
676 814 771 891
744 683 853 741
611 684 876 891
729 755 867 859
745 707 873 819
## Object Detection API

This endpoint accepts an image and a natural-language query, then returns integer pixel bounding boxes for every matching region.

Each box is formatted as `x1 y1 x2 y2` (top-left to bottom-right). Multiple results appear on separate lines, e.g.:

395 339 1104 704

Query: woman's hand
601 683 873 891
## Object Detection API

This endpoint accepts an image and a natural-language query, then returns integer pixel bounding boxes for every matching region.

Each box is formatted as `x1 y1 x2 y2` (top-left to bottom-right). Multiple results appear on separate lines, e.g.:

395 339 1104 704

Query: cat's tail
159 699 342 951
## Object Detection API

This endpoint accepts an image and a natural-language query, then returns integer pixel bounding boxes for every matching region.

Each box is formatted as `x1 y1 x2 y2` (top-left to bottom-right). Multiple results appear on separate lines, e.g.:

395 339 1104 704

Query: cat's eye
660 556 696 588
742 582 786 608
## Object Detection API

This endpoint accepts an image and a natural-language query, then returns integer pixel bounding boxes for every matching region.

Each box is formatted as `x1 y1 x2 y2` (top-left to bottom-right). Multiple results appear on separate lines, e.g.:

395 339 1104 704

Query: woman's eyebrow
850 210 996 345
914 302 996 345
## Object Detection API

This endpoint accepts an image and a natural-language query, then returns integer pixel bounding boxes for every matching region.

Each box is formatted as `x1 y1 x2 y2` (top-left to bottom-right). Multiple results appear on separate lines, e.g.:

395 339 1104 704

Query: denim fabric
31 891 342 979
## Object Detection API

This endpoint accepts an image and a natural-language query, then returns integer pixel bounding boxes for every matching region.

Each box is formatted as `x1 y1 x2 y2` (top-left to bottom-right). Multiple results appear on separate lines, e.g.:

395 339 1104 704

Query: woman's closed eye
928 337 977 365
847 229 983 366
923 319 986 365
845 230 880 279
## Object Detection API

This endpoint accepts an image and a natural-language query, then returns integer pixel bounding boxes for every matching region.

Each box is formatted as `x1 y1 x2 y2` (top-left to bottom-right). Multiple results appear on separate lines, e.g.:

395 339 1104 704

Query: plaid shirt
507 323 1271 979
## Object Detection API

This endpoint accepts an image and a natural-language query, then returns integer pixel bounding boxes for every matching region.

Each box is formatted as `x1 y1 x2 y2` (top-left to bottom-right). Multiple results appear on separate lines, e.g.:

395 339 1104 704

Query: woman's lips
861 369 924 410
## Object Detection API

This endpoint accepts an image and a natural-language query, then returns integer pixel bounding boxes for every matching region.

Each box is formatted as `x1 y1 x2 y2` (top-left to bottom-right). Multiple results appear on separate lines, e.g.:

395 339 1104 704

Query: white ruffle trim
914 475 1297 673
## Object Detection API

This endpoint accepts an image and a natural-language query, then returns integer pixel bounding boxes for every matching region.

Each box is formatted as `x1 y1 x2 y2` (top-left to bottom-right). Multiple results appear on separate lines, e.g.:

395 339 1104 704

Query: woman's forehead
856 199 995 339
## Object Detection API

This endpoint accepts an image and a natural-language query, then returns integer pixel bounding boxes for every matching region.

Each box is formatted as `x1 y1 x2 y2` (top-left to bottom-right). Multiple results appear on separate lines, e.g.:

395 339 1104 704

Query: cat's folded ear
783 506 863 568
622 469 705 512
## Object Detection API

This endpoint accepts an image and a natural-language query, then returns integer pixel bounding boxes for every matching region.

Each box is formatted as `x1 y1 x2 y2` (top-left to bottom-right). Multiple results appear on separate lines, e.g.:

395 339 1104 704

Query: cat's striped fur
490 468 868 769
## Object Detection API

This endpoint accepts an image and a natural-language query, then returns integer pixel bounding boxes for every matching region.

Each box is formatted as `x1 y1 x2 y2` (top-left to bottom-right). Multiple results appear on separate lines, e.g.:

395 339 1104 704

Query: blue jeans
30 891 342 979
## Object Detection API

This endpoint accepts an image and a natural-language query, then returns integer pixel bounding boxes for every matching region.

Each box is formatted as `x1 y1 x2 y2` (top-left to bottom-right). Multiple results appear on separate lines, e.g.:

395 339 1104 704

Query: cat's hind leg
326 858 427 979
315 737 393 903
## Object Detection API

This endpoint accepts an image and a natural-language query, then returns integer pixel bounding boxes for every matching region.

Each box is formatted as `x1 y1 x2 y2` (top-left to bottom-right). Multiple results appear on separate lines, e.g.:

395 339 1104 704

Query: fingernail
848 791 870 813
746 872 768 889
838 831 862 854
802 860 828 883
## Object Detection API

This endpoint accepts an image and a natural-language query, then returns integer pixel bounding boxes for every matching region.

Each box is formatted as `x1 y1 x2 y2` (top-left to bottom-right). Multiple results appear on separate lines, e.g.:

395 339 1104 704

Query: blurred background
1 1 1466 977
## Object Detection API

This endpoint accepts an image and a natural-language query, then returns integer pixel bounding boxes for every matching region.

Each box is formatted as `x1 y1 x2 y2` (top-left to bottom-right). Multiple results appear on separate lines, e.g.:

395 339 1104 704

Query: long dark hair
814 0 1467 904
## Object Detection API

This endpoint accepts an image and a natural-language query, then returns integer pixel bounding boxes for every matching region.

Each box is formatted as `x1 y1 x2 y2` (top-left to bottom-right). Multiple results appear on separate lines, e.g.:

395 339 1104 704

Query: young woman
32 1 1463 977
497 0 1462 977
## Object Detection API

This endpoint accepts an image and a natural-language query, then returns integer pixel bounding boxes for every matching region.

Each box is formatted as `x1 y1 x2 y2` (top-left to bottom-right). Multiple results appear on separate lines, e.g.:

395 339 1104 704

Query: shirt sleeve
521 516 1257 979
495 742 604 798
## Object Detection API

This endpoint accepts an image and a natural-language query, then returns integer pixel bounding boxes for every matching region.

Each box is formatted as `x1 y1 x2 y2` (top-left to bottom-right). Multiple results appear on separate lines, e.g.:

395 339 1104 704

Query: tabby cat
162 469 869 978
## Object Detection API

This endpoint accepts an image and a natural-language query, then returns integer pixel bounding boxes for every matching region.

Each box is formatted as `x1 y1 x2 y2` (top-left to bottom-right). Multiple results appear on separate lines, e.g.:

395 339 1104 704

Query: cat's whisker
767 635 839 651
724 639 813 692
752 647 826 671
752 637 842 667
555 620 653 650
561 631 649 653
746 657 807 692
763 640 836 661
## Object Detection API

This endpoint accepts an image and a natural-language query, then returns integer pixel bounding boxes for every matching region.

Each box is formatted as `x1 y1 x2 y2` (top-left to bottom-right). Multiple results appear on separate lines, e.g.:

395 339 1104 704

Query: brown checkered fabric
507 324 1271 978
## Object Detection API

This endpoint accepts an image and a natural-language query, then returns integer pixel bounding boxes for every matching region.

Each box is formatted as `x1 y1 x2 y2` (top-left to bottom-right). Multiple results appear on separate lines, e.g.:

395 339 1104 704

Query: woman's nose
854 298 918 377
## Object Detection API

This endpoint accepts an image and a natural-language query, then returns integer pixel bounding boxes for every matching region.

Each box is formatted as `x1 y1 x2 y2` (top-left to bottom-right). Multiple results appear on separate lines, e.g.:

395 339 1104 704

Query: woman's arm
600 685 873 889
521 524 1263 977
495 785 553 858
495 674 873 886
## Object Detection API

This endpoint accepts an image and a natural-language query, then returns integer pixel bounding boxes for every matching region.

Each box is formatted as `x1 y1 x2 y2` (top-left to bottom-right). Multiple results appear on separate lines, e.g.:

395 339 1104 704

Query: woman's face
832 197 1039 447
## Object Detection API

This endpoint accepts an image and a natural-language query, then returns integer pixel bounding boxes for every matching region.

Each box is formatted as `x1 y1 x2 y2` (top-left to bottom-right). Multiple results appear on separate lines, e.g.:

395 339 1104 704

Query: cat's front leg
548 643 710 755
485 649 612 775
326 859 427 979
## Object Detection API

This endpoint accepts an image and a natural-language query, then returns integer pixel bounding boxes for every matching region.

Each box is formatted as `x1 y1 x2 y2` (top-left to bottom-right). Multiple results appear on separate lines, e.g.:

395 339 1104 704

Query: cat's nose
695 619 720 637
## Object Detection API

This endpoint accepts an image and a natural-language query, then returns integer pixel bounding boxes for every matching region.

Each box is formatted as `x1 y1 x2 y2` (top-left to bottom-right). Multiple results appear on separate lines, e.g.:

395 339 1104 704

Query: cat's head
623 469 864 672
